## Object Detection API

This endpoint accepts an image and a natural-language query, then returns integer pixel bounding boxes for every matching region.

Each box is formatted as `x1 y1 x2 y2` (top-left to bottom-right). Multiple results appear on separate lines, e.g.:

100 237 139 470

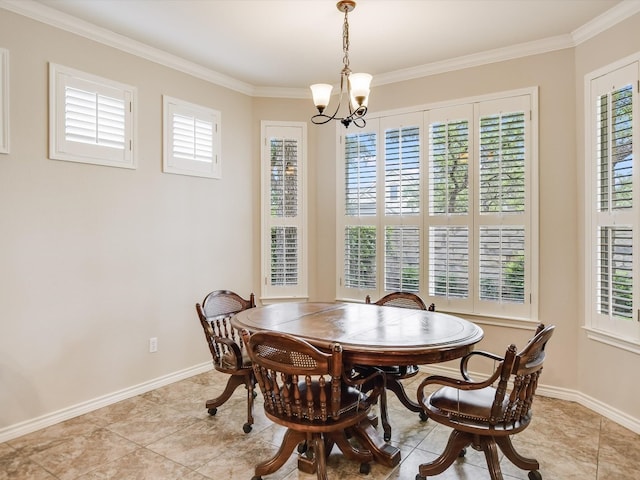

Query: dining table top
232 301 484 366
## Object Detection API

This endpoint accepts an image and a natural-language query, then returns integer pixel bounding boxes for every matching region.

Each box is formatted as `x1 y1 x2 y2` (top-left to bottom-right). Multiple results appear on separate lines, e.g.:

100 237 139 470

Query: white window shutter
587 60 639 342
49 63 135 168
162 96 220 178
261 122 307 300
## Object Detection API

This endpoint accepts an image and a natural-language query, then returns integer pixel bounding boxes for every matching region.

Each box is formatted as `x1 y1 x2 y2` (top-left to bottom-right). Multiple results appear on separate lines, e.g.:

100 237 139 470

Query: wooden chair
195 290 256 433
241 329 385 480
363 292 434 431
415 324 555 480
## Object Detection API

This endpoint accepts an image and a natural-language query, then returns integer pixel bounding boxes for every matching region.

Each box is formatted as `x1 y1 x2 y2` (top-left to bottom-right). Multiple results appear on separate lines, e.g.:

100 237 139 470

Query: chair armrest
343 367 386 400
459 350 505 381
214 336 244 369
416 369 502 407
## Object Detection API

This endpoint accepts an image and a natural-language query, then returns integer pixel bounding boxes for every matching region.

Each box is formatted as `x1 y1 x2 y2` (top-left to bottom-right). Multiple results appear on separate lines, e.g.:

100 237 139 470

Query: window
49 63 135 168
163 95 221 178
261 121 308 300
0 48 8 154
585 57 640 348
337 89 538 321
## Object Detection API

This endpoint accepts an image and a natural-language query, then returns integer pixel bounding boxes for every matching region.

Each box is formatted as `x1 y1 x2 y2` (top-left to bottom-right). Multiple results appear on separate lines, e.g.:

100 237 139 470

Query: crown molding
0 0 256 96
373 34 574 87
2 0 640 99
572 0 640 45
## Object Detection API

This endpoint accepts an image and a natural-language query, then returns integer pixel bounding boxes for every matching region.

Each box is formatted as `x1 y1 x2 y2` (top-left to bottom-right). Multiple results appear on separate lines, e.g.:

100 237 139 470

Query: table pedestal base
349 419 401 467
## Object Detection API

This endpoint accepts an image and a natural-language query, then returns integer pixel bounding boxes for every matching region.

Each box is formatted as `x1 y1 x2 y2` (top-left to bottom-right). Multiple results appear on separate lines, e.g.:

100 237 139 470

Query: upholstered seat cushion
429 385 504 422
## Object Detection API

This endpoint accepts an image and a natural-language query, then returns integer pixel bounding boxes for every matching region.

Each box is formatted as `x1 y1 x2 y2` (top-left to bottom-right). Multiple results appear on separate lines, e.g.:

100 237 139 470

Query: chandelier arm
310 0 369 129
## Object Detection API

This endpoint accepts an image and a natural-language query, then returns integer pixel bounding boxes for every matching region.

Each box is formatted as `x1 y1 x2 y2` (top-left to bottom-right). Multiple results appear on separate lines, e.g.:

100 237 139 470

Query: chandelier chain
342 6 350 73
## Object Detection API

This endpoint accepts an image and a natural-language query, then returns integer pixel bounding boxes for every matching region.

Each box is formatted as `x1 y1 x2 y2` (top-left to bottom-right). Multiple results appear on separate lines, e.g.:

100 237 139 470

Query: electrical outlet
149 337 158 353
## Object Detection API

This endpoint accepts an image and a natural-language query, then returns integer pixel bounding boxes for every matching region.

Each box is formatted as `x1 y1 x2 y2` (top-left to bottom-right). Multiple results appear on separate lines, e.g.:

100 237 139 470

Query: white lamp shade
310 83 333 109
348 73 372 108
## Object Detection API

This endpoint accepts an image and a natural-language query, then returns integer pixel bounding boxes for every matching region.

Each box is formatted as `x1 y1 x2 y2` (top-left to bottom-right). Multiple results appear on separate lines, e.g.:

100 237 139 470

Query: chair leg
255 429 306 478
313 434 328 480
205 374 246 413
417 429 472 479
243 372 255 433
495 436 540 471
477 436 504 480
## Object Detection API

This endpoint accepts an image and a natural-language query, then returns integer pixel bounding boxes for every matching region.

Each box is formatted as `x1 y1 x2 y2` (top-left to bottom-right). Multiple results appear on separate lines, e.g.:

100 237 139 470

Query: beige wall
1 6 639 438
574 13 640 424
0 11 256 431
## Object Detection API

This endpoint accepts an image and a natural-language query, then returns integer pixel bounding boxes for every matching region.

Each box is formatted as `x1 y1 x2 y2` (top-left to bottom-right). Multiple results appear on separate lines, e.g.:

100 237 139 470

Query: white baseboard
0 362 212 443
3 362 639 443
419 365 640 435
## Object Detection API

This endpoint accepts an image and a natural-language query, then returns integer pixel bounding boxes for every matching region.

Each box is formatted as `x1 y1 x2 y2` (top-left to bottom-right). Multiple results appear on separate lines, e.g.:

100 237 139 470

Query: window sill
582 327 640 355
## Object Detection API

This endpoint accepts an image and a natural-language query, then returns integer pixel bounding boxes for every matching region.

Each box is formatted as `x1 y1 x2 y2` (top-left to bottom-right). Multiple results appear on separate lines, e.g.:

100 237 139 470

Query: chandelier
310 0 372 128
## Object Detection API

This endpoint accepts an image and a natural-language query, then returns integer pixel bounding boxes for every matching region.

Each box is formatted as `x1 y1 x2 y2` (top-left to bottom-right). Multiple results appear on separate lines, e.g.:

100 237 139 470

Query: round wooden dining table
232 301 484 468
232 301 483 366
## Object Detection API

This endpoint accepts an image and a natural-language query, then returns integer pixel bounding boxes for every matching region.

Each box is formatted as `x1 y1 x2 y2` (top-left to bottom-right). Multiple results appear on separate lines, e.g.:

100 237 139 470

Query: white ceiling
9 0 640 93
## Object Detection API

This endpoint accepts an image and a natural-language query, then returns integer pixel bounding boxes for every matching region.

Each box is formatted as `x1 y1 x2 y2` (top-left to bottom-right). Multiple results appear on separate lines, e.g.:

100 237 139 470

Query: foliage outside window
337 90 537 321
585 58 639 347
261 122 307 300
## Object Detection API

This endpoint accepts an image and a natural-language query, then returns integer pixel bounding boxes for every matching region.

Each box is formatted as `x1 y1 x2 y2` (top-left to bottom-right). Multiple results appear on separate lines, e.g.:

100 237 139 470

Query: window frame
336 87 539 323
584 54 640 353
260 121 308 301
162 95 221 179
49 63 136 169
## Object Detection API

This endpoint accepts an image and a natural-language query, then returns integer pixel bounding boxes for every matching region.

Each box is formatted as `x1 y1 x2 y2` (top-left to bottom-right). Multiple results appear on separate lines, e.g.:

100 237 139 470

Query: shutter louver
271 138 298 218
479 112 525 214
172 114 213 163
385 126 420 215
270 227 298 286
428 226 469 298
429 120 469 215
65 86 125 150
479 226 525 303
345 132 377 216
344 226 377 289
385 226 420 292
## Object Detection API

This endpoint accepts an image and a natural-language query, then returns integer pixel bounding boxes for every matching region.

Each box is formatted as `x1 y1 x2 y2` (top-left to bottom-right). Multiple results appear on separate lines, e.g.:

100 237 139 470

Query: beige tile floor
2 368 639 480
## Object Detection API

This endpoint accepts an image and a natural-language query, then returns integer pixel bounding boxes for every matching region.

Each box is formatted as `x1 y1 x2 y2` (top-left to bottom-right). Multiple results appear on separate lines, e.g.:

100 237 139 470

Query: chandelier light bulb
310 84 334 114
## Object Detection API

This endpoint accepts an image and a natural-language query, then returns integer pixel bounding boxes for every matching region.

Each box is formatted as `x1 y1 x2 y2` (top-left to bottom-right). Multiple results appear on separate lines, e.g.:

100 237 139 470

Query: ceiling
11 0 640 93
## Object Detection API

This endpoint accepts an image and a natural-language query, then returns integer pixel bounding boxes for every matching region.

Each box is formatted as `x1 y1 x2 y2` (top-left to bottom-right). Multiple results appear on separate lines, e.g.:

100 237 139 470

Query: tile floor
1 368 639 480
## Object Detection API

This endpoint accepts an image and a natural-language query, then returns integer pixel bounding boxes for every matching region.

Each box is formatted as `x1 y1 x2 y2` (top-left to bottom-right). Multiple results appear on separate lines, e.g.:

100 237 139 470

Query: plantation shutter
338 122 379 297
382 116 422 294
589 62 638 336
476 95 531 317
163 96 220 178
50 63 135 168
262 122 307 299
172 115 213 163
426 105 472 309
64 86 125 149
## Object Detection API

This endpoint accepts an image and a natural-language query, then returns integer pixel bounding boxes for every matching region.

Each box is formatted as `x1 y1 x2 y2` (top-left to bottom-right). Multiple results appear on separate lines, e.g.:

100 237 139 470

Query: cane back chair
363 292 435 430
241 329 385 480
195 290 256 433
415 323 555 480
